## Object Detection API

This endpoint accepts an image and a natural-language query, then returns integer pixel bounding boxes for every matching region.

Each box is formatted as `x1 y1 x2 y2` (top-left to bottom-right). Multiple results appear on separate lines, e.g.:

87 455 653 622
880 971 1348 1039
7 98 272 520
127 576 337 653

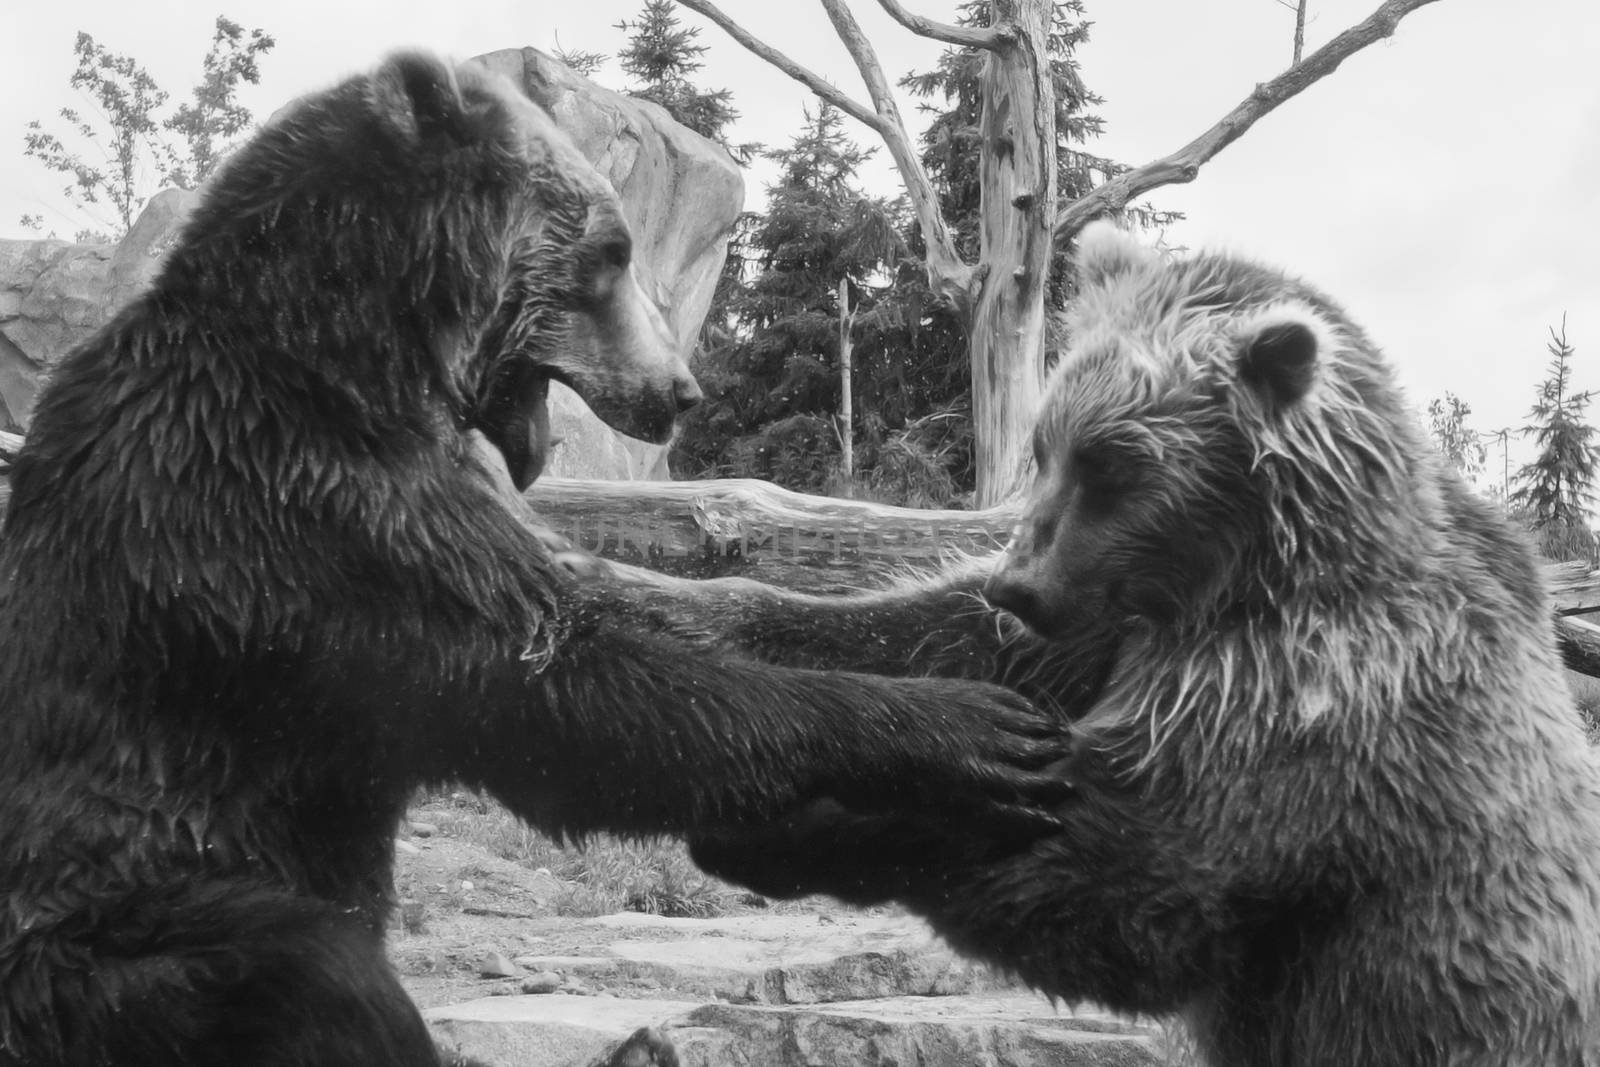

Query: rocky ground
391 800 1175 1066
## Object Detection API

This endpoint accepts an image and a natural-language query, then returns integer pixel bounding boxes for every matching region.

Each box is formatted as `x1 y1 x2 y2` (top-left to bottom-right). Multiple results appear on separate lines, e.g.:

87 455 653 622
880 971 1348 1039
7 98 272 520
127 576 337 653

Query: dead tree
674 0 1447 506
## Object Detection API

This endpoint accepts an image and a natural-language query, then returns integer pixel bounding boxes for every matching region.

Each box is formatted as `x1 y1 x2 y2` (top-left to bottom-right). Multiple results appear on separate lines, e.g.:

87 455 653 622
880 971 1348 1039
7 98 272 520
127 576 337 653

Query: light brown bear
613 223 1600 1066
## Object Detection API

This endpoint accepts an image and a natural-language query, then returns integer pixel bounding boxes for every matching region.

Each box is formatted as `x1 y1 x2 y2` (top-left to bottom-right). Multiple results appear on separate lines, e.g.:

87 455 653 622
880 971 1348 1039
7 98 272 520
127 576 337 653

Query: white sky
3 0 1594 483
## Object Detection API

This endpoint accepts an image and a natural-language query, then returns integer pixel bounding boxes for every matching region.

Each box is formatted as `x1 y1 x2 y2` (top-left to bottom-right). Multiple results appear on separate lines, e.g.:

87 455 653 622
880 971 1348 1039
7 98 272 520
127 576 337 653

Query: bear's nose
674 375 703 414
983 570 1028 616
982 569 1051 633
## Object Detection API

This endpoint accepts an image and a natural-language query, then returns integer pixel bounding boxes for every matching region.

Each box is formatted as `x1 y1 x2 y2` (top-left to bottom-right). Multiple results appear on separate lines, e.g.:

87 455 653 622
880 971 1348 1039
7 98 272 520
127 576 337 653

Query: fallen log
4 456 1600 677
1547 559 1600 615
527 479 1600 679
1558 615 1600 677
526 476 1019 562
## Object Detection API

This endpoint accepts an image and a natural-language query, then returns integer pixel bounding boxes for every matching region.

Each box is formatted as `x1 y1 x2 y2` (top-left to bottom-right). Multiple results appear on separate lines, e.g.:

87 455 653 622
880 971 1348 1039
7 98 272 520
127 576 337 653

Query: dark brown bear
609 223 1600 1066
0 52 1068 1067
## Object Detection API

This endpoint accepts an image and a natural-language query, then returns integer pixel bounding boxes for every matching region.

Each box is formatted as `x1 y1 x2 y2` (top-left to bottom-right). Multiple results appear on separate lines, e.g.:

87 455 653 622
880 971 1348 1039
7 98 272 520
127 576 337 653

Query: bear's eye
597 234 631 273
1072 449 1130 505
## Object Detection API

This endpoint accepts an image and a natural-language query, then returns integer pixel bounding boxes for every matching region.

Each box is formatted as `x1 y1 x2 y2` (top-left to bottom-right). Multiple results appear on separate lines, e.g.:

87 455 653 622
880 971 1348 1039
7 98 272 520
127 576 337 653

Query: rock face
412 911 1168 1067
0 241 107 432
387 812 1166 1067
0 49 742 478
0 186 205 433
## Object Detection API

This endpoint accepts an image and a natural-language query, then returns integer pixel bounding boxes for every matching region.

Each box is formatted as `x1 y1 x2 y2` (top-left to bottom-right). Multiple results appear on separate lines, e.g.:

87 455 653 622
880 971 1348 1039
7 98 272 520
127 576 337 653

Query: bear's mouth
571 377 684 448
472 358 691 492
472 363 557 492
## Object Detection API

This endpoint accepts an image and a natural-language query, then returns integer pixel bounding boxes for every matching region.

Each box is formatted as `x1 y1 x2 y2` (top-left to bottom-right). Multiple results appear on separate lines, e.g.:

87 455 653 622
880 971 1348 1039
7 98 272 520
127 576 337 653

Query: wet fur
615 225 1600 1066
0 52 1064 1067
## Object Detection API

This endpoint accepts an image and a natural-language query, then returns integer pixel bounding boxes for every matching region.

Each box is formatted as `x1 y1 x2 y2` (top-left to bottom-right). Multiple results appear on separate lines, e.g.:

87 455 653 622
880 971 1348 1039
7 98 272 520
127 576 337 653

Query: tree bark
529 475 1014 560
969 0 1054 506
838 277 854 485
874 0 1003 49
1557 615 1600 677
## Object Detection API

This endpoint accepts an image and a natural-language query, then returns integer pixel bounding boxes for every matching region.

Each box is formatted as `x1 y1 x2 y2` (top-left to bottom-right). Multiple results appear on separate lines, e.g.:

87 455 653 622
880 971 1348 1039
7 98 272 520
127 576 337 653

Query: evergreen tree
615 0 755 161
1510 319 1597 557
672 105 906 492
551 39 606 77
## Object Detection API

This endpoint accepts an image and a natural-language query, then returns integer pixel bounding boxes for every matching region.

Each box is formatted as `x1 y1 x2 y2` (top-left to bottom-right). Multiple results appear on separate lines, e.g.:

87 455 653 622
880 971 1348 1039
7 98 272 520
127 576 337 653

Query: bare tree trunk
838 277 854 488
675 0 1444 507
969 0 1054 506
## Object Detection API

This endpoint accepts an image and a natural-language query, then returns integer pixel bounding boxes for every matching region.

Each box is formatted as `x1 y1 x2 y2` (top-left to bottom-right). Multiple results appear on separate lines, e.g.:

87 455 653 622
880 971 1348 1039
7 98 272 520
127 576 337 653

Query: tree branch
873 0 1005 50
671 0 885 134
1053 0 1445 241
817 0 975 313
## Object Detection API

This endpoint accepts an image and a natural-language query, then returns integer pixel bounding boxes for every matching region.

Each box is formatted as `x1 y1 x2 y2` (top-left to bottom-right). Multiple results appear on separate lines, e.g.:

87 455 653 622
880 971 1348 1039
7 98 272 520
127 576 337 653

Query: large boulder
0 49 742 478
0 240 109 432
0 187 207 433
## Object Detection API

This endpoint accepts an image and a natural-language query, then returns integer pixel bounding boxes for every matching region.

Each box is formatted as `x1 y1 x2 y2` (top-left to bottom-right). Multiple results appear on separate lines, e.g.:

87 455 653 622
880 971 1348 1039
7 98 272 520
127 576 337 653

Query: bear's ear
370 51 470 146
1237 305 1330 406
1073 220 1155 288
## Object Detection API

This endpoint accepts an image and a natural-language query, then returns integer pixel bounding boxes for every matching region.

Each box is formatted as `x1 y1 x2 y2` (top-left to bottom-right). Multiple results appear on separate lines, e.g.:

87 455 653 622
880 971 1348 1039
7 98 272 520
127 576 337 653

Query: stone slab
427 993 699 1067
518 910 1006 1004
429 992 1164 1067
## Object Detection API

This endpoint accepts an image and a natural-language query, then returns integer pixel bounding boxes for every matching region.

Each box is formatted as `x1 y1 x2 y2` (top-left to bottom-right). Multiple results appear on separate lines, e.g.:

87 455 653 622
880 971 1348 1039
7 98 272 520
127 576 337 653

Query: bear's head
178 51 699 489
985 222 1433 641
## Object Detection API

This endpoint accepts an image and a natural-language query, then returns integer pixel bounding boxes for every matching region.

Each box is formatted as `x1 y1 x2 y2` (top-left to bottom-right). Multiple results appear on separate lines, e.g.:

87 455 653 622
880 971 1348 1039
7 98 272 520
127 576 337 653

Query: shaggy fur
622 225 1600 1065
0 51 1067 1067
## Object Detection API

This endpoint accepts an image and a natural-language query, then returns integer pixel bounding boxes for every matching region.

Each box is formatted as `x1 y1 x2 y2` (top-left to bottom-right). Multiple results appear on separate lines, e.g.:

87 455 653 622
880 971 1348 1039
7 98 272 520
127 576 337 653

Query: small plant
21 16 273 240
419 790 740 918
1579 702 1600 745
1426 392 1487 479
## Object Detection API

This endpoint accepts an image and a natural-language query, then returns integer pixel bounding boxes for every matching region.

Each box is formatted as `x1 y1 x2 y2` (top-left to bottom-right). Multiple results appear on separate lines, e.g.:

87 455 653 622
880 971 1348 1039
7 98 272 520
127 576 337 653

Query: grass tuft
414 789 742 918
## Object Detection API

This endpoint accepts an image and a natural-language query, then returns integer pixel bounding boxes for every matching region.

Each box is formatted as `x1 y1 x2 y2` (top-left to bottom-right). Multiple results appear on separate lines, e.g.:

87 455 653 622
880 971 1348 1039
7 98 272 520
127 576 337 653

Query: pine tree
551 40 606 77
1510 319 1597 558
672 105 904 492
615 0 754 161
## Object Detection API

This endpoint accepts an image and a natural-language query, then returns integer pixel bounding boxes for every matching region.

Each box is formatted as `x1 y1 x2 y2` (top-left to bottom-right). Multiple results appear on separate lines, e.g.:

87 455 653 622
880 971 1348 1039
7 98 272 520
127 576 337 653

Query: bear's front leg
567 557 1120 721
